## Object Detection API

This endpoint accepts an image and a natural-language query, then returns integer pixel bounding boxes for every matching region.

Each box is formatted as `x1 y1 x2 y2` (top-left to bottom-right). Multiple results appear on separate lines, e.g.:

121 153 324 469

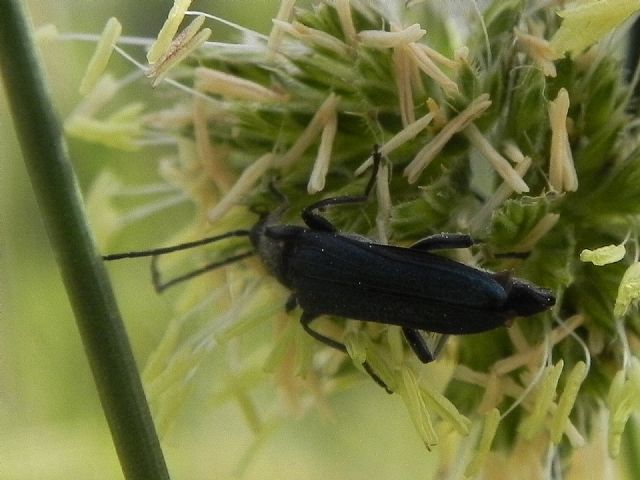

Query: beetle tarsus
300 311 348 353
363 362 393 394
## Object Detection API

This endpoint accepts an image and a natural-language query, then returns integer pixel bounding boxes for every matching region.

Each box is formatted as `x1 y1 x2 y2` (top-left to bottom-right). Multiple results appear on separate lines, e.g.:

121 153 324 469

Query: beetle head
503 278 556 317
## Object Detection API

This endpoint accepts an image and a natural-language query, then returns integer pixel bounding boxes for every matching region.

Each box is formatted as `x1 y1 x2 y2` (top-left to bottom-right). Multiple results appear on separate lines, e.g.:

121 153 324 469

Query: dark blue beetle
104 146 555 390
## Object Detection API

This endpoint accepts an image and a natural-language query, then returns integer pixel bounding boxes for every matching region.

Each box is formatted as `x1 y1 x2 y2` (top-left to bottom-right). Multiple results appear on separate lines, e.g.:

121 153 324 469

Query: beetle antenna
268 177 289 205
363 143 382 197
102 229 255 293
151 250 255 293
102 229 251 260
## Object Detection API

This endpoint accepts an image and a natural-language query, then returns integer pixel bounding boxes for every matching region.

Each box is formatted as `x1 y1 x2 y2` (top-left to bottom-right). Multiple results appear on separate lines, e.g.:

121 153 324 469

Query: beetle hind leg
300 311 393 393
402 328 436 363
403 328 450 364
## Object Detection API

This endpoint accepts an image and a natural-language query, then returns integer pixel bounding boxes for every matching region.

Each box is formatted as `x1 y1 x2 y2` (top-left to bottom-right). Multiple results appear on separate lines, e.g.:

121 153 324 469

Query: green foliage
59 0 640 476
489 196 552 250
589 148 640 215
522 225 576 292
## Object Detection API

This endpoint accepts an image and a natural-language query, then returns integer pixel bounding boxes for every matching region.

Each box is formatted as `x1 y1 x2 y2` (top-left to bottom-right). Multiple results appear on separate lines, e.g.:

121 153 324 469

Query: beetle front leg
301 144 383 232
300 311 393 393
410 233 474 251
301 195 367 232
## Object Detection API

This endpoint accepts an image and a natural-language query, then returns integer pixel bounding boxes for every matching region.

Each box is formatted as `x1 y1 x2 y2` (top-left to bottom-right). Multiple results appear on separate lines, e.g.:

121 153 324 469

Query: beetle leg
494 251 531 260
301 195 367 232
402 329 450 364
301 144 383 231
300 311 393 393
410 233 474 251
300 311 348 353
151 250 255 293
363 143 382 197
285 293 298 312
267 177 288 205
402 328 436 363
362 363 393 394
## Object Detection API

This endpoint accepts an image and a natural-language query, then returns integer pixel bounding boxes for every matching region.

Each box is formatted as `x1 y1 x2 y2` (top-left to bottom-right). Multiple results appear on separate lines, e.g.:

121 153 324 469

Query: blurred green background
1 1 438 478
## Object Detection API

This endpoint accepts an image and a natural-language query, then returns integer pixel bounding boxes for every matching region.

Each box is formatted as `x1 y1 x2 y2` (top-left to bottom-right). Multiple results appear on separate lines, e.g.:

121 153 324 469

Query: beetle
104 146 556 391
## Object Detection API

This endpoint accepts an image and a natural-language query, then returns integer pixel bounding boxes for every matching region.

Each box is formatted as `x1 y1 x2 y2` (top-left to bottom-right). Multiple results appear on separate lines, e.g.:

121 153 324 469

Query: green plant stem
0 2 170 479
624 418 640 480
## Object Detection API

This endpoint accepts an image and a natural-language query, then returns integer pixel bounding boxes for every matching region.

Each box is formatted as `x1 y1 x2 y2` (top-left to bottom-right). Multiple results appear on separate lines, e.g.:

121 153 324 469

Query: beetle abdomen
285 230 556 334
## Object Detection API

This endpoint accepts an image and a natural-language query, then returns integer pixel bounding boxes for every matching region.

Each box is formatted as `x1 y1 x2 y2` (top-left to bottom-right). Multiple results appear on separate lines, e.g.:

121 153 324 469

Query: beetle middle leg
300 311 393 393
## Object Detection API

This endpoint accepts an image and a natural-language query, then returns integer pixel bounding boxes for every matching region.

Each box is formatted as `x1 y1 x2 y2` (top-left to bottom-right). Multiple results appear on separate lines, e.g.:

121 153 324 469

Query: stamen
613 262 640 318
550 361 588 443
208 153 275 223
513 213 560 252
307 110 338 193
185 10 269 41
580 244 627 266
147 0 194 64
277 93 340 168
147 17 211 87
470 156 532 233
419 378 471 435
400 368 438 449
406 42 459 94
193 97 236 192
392 46 415 126
79 18 122 95
195 67 287 102
404 94 491 183
515 28 557 77
493 315 584 376
414 43 460 70
519 360 564 439
273 20 351 57
355 110 434 175
548 88 578 192
335 0 357 45
267 0 297 60
375 162 392 243
464 124 530 194
464 409 500 477
358 24 426 48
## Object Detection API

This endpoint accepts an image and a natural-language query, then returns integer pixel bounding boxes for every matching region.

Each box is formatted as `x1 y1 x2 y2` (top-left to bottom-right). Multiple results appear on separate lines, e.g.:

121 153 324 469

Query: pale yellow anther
147 0 194 64
207 153 274 223
79 18 122 95
358 24 426 49
548 88 578 192
195 67 287 103
404 94 491 183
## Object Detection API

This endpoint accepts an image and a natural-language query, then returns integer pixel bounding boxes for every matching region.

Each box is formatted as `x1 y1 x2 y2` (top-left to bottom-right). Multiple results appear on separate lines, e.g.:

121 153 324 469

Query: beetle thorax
249 219 294 287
